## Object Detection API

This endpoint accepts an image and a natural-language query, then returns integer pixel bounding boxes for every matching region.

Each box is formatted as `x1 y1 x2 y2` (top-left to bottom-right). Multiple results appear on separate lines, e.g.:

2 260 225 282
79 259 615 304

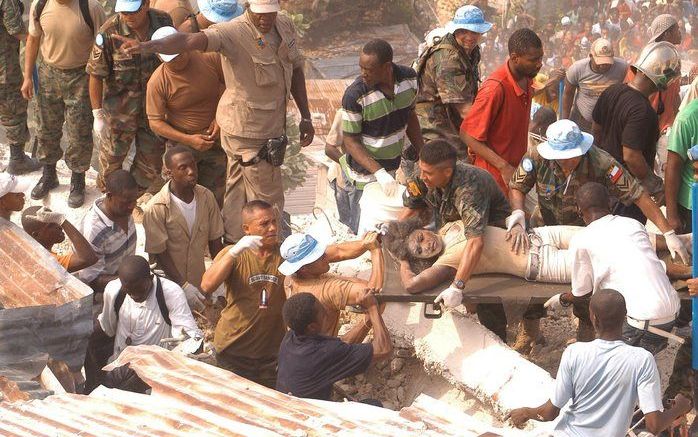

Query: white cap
151 26 179 62
561 16 571 26
248 0 280 13
0 174 30 198
278 233 328 276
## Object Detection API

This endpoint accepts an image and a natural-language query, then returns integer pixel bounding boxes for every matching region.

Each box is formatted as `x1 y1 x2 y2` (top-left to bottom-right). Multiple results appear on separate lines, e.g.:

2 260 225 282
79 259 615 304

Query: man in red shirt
461 28 544 194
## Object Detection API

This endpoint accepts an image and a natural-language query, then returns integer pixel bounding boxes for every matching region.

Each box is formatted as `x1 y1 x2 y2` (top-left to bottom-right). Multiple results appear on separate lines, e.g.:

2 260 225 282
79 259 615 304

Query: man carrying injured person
280 230 383 341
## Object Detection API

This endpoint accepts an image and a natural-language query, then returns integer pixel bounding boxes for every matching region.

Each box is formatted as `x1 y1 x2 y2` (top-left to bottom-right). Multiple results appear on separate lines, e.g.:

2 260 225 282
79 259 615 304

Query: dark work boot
68 172 86 208
31 164 59 200
7 144 41 175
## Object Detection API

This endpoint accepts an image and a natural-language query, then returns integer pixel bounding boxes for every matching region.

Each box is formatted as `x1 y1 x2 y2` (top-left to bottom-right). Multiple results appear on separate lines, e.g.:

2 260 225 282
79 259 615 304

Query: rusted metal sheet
0 346 491 436
0 219 93 374
305 79 353 136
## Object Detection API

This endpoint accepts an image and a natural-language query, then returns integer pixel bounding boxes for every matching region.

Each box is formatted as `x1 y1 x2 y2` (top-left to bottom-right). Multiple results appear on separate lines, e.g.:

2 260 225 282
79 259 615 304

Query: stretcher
375 255 692 319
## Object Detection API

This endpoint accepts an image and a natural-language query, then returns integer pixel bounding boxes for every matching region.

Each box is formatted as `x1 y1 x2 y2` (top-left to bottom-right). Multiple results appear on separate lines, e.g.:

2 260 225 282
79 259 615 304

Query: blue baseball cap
115 0 142 13
537 119 594 160
445 5 493 35
197 0 243 23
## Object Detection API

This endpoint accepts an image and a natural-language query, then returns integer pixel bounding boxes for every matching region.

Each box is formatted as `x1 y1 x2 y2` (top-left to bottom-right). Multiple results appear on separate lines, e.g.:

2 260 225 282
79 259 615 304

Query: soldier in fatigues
87 0 172 194
23 0 106 207
400 140 545 344
509 120 689 341
415 5 491 155
0 0 41 175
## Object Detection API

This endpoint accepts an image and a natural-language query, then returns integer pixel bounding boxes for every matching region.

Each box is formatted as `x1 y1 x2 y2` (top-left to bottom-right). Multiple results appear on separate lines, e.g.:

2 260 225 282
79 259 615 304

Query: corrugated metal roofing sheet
306 79 353 136
0 346 500 436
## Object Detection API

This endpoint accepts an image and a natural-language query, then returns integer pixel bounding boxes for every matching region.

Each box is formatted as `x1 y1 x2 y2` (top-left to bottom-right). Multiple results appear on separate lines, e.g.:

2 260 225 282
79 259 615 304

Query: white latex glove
664 230 690 265
92 108 107 140
505 209 526 232
35 207 65 225
434 286 463 309
228 235 263 257
544 293 570 312
182 282 205 312
374 168 398 197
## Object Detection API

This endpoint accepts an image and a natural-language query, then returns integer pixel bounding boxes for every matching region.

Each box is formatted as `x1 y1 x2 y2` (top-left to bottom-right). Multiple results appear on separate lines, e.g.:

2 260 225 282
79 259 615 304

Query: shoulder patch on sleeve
607 165 623 184
407 180 423 197
522 158 534 173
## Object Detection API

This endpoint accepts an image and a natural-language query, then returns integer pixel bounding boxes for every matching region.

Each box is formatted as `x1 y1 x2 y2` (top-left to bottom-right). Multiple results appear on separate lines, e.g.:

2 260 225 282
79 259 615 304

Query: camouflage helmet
632 41 681 91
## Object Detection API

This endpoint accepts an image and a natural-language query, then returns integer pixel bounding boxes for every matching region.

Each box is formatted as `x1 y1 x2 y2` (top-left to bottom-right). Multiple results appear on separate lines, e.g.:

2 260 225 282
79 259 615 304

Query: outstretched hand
112 34 151 56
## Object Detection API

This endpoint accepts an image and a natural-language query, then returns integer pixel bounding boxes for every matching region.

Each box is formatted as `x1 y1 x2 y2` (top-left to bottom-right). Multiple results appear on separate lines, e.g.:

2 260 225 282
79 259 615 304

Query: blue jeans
331 178 362 235
622 320 675 356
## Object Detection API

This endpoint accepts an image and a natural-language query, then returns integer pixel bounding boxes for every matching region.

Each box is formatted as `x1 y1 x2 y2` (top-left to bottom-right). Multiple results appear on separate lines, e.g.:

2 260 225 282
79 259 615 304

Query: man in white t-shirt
143 146 224 311
561 38 627 132
97 255 203 362
509 289 691 436
547 182 681 355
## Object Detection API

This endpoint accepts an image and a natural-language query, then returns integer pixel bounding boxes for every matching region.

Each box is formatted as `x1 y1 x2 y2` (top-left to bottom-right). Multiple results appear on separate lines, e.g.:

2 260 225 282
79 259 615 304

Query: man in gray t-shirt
562 38 627 132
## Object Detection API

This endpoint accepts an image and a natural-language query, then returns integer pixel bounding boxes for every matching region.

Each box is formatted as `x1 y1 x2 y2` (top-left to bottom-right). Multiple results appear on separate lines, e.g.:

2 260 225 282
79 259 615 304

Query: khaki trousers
221 133 284 242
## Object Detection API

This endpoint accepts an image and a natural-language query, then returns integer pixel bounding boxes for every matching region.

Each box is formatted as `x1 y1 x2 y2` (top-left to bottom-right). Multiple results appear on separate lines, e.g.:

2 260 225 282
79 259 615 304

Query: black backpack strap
34 0 48 22
154 275 171 326
79 0 94 35
113 287 127 321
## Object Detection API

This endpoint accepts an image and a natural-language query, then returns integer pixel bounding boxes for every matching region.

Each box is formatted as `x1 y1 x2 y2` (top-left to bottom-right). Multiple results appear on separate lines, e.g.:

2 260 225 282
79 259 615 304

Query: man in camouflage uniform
400 140 544 345
509 119 689 342
87 0 172 194
0 0 40 175
415 5 491 155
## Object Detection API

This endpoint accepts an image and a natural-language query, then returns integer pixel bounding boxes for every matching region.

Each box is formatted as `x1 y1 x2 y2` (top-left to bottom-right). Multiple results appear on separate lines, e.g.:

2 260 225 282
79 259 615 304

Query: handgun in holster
236 135 288 167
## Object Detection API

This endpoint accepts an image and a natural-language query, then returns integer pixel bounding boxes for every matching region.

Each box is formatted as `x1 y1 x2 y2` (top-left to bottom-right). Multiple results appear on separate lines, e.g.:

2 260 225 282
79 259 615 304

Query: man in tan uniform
200 200 285 388
178 0 243 33
115 0 315 243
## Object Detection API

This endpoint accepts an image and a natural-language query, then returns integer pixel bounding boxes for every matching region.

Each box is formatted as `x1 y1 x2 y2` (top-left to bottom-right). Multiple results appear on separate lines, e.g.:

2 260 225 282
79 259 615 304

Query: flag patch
608 165 623 184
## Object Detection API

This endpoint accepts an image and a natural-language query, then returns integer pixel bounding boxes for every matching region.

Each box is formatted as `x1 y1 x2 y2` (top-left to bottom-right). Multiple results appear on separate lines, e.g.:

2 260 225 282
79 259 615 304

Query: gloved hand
35 207 65 225
544 293 572 312
228 235 263 257
93 108 107 141
434 286 463 309
505 209 526 232
664 230 690 265
182 282 205 312
374 168 398 197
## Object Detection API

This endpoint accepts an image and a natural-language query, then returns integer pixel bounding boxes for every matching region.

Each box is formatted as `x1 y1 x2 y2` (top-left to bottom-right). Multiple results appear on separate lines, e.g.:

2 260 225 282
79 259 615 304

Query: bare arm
405 108 424 157
343 133 381 174
665 151 685 231
453 236 484 285
508 401 561 428
365 296 392 363
290 67 311 119
399 260 454 294
509 188 527 212
325 143 343 162
20 34 40 99
644 395 692 435
325 232 380 263
114 32 208 56
200 250 235 294
561 79 576 119
149 119 214 150
635 191 673 234
62 221 98 273
462 132 514 181
623 146 650 180
89 75 104 109
367 247 384 291
154 251 185 286
340 314 372 344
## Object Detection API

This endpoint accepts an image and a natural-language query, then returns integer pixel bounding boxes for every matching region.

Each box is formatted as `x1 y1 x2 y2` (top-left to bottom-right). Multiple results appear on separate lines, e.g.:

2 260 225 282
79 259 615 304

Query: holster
237 135 288 167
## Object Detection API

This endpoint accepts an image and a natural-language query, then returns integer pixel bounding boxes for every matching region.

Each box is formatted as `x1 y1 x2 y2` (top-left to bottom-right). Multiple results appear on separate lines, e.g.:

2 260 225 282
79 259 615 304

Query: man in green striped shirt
337 38 424 234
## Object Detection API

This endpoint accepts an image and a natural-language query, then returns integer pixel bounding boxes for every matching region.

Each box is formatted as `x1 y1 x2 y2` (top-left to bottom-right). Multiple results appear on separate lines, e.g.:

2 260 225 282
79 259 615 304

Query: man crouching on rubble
280 230 383 341
276 291 392 401
508 289 691 436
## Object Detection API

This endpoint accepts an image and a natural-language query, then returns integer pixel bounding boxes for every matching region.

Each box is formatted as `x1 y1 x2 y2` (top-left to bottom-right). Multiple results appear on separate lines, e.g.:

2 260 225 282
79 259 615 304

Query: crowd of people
1 0 698 434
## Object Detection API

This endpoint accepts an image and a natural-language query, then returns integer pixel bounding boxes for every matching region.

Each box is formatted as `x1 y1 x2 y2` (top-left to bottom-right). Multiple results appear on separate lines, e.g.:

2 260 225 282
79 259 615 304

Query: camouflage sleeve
402 178 428 210
433 51 473 105
454 183 490 238
603 160 644 205
2 0 26 36
508 154 537 194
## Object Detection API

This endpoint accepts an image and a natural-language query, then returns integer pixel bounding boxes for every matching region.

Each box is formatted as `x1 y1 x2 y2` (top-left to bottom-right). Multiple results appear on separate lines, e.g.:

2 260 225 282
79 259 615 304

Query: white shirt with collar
569 214 680 321
98 275 202 362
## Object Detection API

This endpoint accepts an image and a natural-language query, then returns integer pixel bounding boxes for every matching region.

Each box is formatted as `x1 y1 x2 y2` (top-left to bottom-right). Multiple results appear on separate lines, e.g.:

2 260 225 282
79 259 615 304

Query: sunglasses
121 2 144 15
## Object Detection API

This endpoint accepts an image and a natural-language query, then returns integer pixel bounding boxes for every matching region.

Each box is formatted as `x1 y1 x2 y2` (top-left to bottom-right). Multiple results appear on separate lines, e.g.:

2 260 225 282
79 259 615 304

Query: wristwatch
453 279 465 290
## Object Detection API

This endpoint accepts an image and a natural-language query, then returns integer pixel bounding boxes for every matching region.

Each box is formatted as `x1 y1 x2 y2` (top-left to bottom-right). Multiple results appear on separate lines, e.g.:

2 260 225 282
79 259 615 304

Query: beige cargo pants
220 133 284 242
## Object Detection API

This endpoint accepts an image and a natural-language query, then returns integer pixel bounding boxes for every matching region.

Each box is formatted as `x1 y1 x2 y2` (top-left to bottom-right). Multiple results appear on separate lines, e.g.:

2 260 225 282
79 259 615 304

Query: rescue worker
0 0 41 175
113 0 315 243
86 0 173 195
415 5 491 154
508 119 689 341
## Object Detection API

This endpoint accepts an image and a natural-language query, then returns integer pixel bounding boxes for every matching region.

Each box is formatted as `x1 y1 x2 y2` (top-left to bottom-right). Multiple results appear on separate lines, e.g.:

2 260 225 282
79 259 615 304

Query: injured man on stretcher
383 219 692 295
